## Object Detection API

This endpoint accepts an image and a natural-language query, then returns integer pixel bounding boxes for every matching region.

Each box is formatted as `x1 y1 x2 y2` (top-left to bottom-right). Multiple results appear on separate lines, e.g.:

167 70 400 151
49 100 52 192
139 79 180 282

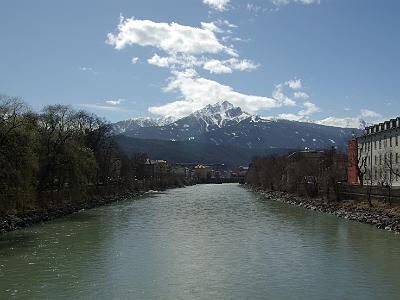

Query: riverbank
249 186 400 234
0 183 187 234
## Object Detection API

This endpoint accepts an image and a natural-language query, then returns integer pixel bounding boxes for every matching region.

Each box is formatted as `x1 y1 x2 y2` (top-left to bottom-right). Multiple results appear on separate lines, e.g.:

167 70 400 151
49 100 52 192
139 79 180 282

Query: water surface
1 184 400 299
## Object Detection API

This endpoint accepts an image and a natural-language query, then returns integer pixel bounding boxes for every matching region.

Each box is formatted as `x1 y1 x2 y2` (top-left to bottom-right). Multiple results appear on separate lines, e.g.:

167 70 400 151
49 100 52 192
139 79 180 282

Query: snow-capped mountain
191 100 251 131
112 116 176 134
115 101 361 151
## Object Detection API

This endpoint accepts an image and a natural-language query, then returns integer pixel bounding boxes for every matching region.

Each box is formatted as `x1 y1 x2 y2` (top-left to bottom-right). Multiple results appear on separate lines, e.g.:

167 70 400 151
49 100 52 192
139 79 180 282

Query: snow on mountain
114 101 362 151
112 116 176 134
190 101 251 131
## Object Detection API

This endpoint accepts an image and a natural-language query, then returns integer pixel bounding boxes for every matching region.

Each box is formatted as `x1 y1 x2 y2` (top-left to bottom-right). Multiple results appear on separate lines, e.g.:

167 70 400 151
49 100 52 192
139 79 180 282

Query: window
379 139 382 149
396 153 399 164
379 155 382 165
375 169 378 180
375 155 377 165
374 140 377 150
390 136 393 147
396 136 399 147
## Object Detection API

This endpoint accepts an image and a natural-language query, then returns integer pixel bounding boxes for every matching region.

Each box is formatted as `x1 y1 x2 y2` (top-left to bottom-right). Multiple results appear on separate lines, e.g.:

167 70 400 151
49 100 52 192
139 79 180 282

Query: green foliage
0 96 122 213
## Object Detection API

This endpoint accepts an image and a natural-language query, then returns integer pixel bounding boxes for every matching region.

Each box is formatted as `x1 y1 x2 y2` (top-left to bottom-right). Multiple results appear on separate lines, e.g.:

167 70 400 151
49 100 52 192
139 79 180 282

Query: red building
347 139 359 185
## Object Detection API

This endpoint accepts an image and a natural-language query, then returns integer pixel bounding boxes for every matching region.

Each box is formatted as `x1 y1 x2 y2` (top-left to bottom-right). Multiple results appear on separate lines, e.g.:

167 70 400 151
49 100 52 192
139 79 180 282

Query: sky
0 0 399 127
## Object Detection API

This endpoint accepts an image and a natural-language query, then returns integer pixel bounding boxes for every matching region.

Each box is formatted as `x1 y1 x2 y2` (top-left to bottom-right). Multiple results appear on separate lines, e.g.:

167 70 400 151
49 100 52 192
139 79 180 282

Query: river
1 184 400 299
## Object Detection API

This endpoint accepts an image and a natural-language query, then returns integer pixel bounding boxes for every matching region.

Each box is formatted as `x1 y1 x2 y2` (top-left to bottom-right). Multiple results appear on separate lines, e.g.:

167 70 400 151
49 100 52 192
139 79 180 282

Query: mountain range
113 101 361 167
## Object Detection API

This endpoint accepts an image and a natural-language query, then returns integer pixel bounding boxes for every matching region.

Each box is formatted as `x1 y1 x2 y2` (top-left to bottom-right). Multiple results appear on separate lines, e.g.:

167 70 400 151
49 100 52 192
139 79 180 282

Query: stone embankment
1 183 188 234
253 189 400 234
0 190 144 234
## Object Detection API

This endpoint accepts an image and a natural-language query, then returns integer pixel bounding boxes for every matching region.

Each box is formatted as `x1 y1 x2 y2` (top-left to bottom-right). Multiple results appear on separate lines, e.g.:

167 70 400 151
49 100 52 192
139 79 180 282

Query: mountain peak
191 101 250 130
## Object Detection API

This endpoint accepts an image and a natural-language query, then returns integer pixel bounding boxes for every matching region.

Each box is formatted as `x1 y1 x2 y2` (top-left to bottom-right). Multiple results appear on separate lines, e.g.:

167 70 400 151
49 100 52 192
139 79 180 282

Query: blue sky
1 0 399 127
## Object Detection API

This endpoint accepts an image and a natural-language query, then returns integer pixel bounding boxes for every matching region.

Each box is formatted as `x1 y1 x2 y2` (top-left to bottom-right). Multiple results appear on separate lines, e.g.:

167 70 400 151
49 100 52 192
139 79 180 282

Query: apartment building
354 118 400 187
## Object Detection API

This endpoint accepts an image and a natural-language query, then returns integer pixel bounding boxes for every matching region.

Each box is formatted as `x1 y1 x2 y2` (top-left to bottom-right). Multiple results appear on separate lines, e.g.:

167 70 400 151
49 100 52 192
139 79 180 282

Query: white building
357 118 400 187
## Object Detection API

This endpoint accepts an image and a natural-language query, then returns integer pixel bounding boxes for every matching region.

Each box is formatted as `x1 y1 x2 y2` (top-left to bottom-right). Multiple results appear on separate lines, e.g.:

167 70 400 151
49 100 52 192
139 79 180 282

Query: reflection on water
0 184 399 299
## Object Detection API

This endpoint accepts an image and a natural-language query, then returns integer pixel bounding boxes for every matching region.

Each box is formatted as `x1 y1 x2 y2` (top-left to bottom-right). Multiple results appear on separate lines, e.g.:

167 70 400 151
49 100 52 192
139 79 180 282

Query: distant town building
170 165 189 178
144 159 167 179
350 118 400 187
193 165 212 181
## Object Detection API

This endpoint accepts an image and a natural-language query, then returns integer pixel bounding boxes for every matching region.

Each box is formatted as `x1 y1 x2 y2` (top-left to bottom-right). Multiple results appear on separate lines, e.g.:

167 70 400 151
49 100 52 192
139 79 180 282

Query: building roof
363 117 400 135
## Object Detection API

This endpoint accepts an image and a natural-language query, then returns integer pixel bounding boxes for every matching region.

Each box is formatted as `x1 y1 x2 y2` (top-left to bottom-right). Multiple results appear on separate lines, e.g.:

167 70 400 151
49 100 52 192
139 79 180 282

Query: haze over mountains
113 101 361 166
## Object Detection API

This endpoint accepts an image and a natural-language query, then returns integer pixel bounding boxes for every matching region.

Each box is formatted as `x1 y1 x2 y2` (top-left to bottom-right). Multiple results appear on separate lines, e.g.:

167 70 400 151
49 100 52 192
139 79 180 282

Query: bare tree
356 137 370 186
383 151 400 206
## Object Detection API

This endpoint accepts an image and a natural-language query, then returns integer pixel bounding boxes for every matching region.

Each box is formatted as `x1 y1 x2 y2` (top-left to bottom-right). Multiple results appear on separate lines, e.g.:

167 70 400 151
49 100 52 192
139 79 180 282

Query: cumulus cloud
285 78 302 90
201 21 223 33
203 0 230 11
147 53 204 69
275 101 320 122
272 84 297 107
203 59 233 74
203 58 259 74
294 91 309 99
107 16 261 78
131 57 139 64
148 54 175 68
299 101 320 116
148 69 294 118
107 17 236 56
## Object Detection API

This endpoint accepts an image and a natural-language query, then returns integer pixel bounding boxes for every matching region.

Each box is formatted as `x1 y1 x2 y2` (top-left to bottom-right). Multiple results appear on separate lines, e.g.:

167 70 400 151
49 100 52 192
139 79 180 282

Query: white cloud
299 101 320 116
316 117 363 129
107 17 237 56
272 0 320 6
79 103 126 112
131 57 139 64
276 113 304 122
228 58 259 71
220 19 238 28
105 98 125 105
203 0 230 11
148 69 294 118
272 84 297 107
285 78 302 90
293 91 309 99
203 59 233 74
360 109 381 118
147 53 204 69
148 54 175 68
275 101 320 122
203 58 259 74
79 66 97 75
147 54 258 74
201 22 223 33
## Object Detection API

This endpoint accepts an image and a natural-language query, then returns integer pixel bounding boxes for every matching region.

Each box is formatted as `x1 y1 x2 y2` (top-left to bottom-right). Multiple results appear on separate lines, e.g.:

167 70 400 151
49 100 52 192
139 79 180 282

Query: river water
1 184 400 299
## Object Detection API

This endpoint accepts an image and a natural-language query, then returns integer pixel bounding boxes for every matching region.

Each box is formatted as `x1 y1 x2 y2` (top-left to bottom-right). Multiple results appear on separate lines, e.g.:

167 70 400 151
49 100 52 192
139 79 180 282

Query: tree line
0 95 179 215
246 148 346 200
